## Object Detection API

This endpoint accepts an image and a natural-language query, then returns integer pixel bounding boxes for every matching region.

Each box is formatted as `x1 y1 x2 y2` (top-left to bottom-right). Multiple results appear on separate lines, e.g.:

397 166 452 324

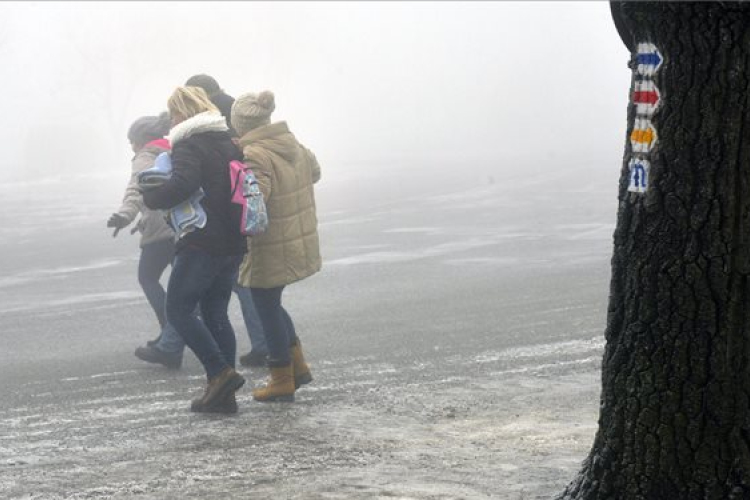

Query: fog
0 1 629 185
0 3 635 497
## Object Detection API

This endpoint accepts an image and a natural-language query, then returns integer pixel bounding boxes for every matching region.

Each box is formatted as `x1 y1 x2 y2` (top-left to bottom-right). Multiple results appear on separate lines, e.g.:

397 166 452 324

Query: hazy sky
0 1 629 182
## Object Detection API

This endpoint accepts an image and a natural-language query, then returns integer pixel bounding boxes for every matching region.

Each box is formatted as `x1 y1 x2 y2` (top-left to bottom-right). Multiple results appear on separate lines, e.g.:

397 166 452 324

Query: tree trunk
558 3 750 499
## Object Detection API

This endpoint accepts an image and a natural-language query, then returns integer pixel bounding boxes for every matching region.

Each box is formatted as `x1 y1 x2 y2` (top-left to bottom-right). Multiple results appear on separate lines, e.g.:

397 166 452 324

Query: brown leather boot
191 392 238 414
291 341 313 389
191 367 245 411
252 365 295 402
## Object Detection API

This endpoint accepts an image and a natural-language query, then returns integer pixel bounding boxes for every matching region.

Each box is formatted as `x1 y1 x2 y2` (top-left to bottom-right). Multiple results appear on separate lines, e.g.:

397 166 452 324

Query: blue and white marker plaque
635 43 663 77
628 158 650 193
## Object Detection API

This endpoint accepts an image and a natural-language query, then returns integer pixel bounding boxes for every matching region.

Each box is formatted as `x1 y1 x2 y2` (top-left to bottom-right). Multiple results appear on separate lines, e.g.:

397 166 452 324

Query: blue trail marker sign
628 158 650 193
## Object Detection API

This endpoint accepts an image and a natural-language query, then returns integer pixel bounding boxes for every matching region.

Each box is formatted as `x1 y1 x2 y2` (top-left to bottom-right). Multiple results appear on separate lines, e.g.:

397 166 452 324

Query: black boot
146 333 162 347
134 345 183 369
239 349 269 367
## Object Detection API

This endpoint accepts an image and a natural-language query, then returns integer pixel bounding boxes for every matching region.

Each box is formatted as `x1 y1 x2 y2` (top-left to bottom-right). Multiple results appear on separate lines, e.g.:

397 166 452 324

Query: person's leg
200 256 242 370
250 286 290 367
280 306 313 389
167 248 231 379
250 286 295 401
138 239 175 328
134 323 183 368
234 283 268 355
154 321 185 354
280 307 297 347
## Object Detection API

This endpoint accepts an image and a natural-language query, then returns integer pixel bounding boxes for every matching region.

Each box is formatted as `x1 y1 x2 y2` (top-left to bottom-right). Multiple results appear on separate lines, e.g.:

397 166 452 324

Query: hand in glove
107 213 130 237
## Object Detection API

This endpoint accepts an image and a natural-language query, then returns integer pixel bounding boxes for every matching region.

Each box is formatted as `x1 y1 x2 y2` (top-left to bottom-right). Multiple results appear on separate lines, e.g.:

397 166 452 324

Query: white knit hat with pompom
231 90 276 137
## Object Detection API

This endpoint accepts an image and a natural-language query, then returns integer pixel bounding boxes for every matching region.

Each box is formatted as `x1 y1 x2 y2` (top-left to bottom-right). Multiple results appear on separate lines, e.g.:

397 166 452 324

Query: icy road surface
0 163 616 499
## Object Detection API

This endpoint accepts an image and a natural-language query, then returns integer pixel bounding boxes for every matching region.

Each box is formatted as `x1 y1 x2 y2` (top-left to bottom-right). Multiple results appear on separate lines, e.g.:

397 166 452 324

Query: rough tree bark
558 3 750 499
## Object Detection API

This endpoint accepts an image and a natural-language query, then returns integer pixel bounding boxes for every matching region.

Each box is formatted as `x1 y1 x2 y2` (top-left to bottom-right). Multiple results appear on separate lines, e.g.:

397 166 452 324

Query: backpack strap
228 160 247 204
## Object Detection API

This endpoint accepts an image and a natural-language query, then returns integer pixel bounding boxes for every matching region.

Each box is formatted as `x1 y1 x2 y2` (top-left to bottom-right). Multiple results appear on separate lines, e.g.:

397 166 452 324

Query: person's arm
115 153 152 222
244 147 274 201
301 145 321 184
142 143 202 210
251 161 274 201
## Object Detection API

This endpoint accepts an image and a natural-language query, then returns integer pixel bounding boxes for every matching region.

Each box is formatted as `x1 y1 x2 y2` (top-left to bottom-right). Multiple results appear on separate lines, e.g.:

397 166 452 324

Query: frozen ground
0 161 619 499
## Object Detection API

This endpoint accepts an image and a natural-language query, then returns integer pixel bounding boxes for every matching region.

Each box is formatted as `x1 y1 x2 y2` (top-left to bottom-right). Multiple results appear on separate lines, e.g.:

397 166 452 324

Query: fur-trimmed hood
143 111 245 256
167 111 228 146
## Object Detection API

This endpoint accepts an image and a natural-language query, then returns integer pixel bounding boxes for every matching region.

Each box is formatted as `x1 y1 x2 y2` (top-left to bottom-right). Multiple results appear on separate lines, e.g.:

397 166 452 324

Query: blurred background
0 1 629 184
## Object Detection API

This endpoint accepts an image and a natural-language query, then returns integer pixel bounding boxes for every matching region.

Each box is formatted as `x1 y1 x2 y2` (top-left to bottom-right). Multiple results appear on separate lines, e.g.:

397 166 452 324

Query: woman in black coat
143 86 245 413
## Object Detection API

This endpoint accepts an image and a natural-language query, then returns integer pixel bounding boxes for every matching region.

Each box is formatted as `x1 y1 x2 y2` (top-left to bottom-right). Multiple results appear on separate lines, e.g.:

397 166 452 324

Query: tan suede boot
252 365 295 402
291 341 313 389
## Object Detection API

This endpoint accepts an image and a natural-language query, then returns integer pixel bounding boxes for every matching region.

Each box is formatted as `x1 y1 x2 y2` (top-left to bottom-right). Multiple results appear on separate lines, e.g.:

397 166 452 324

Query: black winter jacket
143 122 245 256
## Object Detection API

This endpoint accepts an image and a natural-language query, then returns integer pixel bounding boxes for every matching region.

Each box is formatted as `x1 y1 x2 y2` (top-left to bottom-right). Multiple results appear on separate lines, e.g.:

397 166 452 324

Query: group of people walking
108 75 321 413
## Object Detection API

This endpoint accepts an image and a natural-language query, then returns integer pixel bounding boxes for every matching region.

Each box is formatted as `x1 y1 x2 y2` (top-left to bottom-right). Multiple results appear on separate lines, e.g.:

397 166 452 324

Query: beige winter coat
116 142 175 247
237 122 321 288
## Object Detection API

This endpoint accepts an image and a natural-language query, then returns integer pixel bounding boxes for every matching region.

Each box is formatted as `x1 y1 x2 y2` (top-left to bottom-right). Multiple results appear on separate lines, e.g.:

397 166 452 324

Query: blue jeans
250 286 298 367
233 281 268 354
166 247 243 379
155 269 266 357
138 238 175 328
154 322 185 354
